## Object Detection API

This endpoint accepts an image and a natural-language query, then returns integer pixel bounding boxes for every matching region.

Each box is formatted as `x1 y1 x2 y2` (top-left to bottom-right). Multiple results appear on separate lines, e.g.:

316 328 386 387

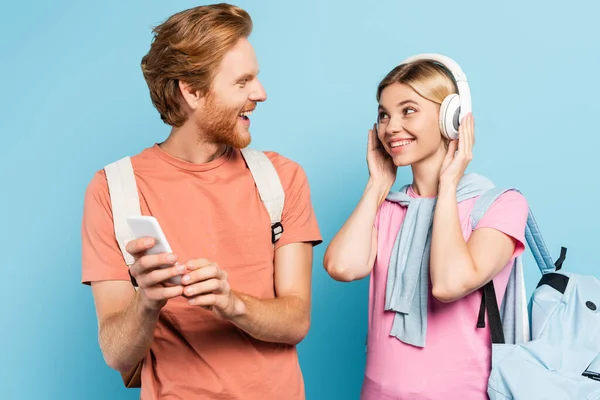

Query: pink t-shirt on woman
361 187 529 400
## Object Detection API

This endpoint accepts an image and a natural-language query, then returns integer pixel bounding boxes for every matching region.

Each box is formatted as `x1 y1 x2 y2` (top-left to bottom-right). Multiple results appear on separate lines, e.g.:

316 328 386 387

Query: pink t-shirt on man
361 186 529 400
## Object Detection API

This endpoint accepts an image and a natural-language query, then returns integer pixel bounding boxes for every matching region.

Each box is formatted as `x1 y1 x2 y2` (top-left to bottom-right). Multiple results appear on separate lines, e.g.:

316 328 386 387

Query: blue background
1 0 599 399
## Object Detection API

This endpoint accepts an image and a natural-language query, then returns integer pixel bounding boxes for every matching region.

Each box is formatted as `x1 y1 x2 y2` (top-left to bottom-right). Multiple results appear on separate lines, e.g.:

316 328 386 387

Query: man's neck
159 124 228 164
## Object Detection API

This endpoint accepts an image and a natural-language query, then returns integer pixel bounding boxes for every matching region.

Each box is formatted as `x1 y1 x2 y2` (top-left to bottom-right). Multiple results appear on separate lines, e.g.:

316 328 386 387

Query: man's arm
232 241 312 344
82 171 186 374
92 281 158 372
181 156 320 344
183 241 313 345
91 239 185 372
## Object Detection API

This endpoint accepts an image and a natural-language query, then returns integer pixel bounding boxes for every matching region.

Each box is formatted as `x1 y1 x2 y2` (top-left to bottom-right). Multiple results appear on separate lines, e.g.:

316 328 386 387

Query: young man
80 4 322 399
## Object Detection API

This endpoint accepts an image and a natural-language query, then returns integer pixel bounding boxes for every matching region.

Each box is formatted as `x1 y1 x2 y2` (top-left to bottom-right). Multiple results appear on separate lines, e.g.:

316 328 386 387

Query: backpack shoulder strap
104 157 144 385
471 187 530 344
524 208 557 275
103 156 141 266
470 187 511 230
239 148 285 243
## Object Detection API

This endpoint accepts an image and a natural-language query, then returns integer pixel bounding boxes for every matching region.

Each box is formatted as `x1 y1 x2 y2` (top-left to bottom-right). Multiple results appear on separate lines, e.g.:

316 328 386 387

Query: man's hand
179 243 313 345
126 237 185 311
181 258 242 319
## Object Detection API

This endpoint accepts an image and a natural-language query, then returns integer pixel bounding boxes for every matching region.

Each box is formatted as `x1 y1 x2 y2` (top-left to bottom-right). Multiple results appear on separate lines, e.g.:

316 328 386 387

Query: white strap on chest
239 148 285 243
104 156 141 266
103 147 285 280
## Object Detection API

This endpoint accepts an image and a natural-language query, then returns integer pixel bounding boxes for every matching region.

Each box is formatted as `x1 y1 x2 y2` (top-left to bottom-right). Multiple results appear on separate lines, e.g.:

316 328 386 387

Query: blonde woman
324 55 528 399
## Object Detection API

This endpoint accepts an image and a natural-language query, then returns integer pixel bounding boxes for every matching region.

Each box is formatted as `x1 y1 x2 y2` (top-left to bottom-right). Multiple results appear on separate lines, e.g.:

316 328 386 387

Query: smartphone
126 215 181 285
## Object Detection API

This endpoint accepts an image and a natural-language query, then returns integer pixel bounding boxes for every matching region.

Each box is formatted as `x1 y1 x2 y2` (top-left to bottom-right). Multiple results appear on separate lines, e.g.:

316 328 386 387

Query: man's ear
178 80 204 111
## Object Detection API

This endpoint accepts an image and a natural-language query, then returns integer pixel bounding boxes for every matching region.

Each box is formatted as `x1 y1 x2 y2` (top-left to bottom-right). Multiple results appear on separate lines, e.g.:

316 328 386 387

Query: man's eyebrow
235 70 259 81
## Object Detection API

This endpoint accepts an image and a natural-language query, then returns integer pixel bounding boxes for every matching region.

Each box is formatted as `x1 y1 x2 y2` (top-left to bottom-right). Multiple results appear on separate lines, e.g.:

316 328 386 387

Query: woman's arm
431 113 527 302
429 183 521 302
324 180 386 282
324 125 397 282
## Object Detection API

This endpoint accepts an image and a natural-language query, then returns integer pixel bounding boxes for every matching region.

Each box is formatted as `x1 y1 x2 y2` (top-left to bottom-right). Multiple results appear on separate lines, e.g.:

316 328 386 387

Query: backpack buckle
583 371 600 381
128 269 139 288
271 222 283 243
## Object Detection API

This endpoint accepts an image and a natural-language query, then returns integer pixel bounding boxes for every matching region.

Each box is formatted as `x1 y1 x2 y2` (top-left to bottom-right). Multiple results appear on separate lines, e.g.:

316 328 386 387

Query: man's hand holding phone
125 238 185 311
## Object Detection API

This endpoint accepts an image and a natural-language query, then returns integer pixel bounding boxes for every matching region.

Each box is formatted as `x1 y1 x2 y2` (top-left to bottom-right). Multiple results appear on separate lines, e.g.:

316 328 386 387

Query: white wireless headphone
398 53 472 140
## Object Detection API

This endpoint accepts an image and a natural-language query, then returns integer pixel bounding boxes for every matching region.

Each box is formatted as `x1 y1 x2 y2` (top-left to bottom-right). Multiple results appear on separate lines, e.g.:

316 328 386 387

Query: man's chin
218 131 250 149
231 129 251 149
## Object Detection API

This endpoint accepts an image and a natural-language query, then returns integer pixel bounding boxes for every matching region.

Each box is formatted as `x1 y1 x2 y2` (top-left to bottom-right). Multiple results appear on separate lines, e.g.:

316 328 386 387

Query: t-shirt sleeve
473 190 529 259
81 170 131 285
270 155 322 250
374 200 393 232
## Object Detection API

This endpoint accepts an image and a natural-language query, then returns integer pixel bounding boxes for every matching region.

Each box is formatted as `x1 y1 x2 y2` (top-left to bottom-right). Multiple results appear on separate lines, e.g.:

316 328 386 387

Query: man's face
196 37 267 148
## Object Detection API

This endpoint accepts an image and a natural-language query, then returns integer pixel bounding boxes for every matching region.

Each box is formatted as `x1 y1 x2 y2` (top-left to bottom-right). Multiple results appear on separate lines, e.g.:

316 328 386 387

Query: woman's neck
410 146 447 197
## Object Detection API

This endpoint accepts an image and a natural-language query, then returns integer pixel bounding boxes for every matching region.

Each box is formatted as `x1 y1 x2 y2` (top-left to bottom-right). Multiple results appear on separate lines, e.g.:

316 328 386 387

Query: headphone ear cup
439 94 460 140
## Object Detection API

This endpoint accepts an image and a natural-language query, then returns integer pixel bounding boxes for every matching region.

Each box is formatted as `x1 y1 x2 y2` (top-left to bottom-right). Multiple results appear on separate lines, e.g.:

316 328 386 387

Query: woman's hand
439 113 474 188
367 123 397 191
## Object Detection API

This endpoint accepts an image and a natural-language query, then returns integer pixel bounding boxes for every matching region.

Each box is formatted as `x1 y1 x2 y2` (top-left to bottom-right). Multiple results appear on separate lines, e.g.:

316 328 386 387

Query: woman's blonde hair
376 60 458 106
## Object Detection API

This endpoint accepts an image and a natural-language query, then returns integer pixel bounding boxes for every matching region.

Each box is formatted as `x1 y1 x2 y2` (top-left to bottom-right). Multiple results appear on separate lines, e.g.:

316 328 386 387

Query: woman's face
377 83 446 167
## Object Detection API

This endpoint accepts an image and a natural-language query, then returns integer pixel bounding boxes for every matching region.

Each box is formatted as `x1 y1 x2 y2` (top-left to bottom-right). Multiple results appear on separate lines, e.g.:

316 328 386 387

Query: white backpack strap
104 156 141 266
239 148 285 243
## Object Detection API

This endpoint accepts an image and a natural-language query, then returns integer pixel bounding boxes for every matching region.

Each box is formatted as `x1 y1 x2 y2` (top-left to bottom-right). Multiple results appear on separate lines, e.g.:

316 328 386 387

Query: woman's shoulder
471 188 530 235
481 189 529 211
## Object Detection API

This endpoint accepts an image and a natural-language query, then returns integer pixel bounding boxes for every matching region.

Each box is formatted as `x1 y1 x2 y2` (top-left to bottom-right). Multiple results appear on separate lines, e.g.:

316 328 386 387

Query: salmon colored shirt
81 144 322 400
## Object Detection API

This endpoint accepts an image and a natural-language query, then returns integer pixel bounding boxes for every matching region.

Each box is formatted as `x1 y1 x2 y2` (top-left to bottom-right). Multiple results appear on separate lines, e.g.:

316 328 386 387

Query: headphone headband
399 53 472 122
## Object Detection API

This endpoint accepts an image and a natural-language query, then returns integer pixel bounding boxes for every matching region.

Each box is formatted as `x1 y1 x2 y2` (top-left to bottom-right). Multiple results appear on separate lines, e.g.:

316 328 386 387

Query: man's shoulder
256 149 306 178
84 146 154 199
100 146 155 171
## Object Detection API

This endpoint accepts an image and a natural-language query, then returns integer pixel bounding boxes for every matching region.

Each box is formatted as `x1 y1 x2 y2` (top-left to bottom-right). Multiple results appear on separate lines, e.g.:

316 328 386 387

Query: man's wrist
135 291 162 320
220 291 247 320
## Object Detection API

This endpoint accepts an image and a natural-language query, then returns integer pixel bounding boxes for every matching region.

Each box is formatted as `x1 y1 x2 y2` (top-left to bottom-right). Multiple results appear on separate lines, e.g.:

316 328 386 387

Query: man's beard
196 91 251 149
